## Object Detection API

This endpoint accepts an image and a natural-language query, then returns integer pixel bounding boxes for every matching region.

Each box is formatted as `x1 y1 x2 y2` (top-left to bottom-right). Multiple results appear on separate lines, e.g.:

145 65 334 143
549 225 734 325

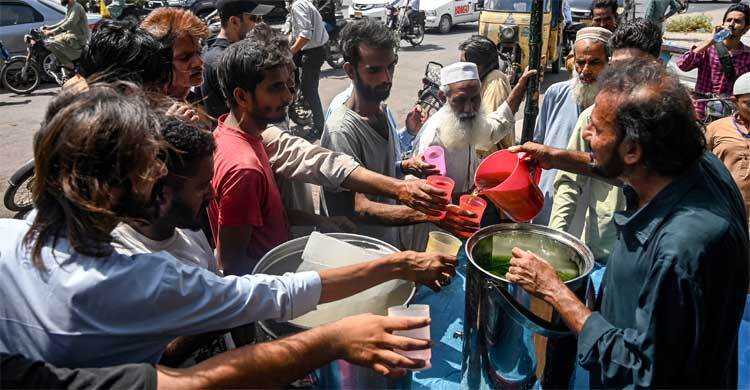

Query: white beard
572 71 599 109
436 107 490 149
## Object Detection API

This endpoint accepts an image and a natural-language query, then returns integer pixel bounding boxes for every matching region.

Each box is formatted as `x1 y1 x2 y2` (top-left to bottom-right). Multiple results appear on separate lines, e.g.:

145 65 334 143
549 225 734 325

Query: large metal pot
461 224 595 389
253 233 415 389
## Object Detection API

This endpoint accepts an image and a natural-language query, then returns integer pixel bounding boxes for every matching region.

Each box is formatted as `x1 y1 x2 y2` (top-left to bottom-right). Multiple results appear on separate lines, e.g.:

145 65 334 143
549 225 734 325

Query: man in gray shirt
322 19 477 247
290 0 329 139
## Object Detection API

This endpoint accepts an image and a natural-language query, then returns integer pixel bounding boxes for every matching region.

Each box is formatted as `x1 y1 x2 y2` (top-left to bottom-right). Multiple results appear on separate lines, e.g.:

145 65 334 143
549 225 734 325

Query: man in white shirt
290 0 329 138
0 84 456 370
402 62 534 250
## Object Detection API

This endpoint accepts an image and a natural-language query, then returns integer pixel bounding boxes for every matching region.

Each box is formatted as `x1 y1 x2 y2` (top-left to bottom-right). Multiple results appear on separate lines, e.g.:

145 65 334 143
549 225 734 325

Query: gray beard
572 71 599 109
436 107 490 149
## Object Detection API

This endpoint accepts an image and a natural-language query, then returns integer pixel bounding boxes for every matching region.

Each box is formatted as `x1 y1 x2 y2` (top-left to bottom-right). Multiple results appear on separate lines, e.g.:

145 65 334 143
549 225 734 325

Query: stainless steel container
253 233 415 389
461 224 595 389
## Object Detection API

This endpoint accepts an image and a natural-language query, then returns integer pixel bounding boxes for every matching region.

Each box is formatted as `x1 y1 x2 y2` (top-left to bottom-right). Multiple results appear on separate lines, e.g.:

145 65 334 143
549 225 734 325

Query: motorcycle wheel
408 25 425 46
1 58 40 95
288 96 314 127
3 159 35 213
325 45 344 69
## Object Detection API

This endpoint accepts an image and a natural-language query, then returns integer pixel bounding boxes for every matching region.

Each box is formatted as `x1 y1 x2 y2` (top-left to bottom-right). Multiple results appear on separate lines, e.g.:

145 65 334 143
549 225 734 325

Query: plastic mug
388 304 431 370
426 175 455 219
423 145 447 176
425 231 462 256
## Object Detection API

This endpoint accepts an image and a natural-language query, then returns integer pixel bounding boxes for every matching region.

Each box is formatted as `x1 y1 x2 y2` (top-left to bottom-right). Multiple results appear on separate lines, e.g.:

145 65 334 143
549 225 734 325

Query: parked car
178 0 287 22
0 0 102 56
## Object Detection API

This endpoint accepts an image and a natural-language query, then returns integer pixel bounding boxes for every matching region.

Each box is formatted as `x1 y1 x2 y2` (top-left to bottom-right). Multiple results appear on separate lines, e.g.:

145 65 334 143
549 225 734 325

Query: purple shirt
677 44 750 119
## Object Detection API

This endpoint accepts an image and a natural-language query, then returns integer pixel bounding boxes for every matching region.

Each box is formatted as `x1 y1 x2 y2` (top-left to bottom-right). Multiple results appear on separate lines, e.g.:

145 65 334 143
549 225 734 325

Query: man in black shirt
507 59 749 387
201 0 274 119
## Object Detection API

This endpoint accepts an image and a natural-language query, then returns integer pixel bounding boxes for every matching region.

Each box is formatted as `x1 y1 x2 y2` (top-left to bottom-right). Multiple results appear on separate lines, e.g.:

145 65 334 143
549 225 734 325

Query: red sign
455 4 470 15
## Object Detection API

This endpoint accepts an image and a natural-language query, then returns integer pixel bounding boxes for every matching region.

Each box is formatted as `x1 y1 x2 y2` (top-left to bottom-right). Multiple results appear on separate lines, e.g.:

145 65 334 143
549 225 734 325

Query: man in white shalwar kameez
401 62 536 251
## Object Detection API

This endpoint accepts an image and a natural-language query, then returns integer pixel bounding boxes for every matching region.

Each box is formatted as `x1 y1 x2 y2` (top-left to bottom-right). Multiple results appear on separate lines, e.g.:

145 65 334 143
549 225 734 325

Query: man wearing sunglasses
202 0 274 119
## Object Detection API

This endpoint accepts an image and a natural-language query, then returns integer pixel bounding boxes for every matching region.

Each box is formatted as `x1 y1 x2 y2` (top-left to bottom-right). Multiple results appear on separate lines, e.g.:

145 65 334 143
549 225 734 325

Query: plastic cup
388 304 431 370
425 231 462 256
457 195 487 239
426 175 455 219
423 146 447 176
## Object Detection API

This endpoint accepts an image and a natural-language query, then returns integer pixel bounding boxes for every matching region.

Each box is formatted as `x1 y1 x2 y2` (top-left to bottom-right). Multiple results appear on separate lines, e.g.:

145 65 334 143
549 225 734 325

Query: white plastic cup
387 304 431 370
423 145 447 176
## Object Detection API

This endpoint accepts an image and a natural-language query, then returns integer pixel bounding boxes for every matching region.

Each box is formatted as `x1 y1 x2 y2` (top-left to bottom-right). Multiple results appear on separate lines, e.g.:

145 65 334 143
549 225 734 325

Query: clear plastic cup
387 304 431 370
425 231 462 256
457 195 487 239
426 175 455 220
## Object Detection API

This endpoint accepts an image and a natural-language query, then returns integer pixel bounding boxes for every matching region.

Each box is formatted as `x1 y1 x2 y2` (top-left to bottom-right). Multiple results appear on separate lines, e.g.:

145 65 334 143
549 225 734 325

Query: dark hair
610 18 663 58
161 119 216 190
458 35 500 75
80 20 172 87
340 18 398 66
724 3 750 27
25 82 165 270
217 38 290 107
598 59 705 177
590 0 618 15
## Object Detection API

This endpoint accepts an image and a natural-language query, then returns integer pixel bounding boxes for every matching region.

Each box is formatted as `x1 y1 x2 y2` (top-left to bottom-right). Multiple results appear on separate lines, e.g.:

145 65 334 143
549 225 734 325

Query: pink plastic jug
473 150 543 222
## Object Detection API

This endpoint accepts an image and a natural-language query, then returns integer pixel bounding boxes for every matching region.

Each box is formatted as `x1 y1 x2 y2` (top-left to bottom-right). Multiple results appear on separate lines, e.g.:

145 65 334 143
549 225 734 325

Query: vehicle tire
196 8 214 19
438 15 452 34
41 52 57 81
4 159 35 213
1 58 40 95
325 44 345 69
408 24 425 45
288 98 313 127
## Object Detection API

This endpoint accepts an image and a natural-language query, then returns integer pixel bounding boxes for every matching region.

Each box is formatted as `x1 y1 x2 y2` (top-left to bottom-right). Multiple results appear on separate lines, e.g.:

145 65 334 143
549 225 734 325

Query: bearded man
533 26 611 225
400 62 535 251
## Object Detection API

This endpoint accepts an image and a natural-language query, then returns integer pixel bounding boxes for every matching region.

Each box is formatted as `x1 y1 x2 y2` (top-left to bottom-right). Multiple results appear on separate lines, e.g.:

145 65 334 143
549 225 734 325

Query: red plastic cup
426 175 455 220
457 195 487 238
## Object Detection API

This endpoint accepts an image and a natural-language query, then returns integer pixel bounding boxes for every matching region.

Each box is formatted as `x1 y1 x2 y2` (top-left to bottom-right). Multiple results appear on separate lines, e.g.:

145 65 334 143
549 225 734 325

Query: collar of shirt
216 113 263 143
613 154 703 245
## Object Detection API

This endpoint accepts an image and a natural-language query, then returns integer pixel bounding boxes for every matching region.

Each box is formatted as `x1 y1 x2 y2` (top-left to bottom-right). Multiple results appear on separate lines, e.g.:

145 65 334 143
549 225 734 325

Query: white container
387 304 432 370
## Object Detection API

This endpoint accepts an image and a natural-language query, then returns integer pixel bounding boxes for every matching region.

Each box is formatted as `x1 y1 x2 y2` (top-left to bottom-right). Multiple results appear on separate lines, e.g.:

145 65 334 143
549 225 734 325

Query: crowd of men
1 0 750 388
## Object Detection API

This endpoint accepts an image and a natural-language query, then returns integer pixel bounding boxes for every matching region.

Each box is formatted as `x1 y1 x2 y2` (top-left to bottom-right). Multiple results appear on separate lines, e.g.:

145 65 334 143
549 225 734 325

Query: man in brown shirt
706 72 750 222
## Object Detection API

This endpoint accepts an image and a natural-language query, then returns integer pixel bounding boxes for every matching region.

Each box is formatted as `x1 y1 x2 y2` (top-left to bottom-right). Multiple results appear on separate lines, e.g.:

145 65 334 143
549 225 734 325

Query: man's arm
507 142 622 186
677 41 711 71
664 0 680 19
50 4 83 34
506 247 701 387
290 2 313 55
215 225 255 276
157 315 432 388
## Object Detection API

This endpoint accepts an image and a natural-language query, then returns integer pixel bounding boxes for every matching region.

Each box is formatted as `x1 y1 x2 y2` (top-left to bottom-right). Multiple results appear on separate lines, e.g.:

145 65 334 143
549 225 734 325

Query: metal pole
521 0 544 144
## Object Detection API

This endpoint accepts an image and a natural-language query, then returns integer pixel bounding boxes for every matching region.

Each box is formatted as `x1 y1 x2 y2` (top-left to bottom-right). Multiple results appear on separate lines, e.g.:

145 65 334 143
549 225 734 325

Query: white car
348 0 389 24
422 0 480 33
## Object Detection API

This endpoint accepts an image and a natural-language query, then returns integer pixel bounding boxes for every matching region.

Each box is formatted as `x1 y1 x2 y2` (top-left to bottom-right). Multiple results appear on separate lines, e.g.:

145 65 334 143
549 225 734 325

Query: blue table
410 244 749 389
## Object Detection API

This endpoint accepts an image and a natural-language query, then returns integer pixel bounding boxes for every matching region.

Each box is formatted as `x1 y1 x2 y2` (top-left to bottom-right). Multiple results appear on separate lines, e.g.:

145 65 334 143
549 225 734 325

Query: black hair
160 119 216 189
217 37 290 108
610 18 663 58
590 0 618 15
340 18 398 67
79 20 172 87
724 3 750 27
598 59 705 177
458 35 500 76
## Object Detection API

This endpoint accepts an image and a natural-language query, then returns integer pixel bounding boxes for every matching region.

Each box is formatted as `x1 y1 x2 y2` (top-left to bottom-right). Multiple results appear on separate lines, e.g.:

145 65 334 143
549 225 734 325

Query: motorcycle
386 3 425 48
1 28 73 94
416 61 443 116
693 91 735 125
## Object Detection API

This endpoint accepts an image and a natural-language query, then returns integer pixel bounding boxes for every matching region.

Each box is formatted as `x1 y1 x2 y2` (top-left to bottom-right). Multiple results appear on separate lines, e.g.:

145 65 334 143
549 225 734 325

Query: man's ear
233 87 253 111
621 140 641 167
155 184 175 219
343 62 356 81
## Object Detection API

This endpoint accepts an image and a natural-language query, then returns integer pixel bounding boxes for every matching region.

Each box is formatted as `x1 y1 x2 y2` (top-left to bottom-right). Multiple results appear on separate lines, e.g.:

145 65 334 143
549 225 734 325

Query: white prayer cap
734 72 750 96
440 62 480 87
575 26 612 46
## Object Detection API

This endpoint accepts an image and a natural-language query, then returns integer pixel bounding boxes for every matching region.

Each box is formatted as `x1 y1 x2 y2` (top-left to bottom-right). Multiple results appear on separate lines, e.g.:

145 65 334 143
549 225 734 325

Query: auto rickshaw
478 0 565 85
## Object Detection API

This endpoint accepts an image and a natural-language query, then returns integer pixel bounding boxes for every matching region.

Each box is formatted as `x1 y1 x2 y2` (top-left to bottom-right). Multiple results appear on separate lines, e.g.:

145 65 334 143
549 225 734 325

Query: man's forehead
575 40 607 57
359 45 396 65
449 79 480 94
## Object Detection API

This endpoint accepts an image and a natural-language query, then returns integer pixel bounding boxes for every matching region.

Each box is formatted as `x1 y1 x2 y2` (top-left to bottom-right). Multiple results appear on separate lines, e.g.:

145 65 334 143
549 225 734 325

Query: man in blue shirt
508 59 749 387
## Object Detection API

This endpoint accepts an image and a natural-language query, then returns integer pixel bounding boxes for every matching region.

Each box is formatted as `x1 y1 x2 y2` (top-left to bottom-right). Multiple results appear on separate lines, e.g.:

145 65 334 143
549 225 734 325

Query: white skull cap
440 62 480 87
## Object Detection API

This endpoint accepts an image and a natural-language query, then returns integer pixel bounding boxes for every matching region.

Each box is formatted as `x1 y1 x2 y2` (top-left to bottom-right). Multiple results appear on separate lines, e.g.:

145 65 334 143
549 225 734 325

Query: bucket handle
485 279 572 338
